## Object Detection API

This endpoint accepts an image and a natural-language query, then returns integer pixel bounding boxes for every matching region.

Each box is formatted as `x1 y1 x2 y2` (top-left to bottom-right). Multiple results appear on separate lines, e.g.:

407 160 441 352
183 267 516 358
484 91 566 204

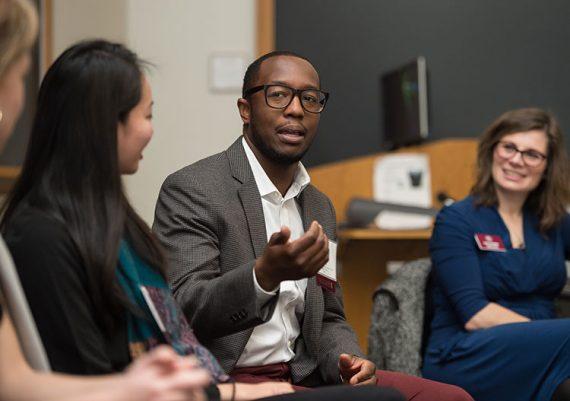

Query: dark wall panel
276 0 570 166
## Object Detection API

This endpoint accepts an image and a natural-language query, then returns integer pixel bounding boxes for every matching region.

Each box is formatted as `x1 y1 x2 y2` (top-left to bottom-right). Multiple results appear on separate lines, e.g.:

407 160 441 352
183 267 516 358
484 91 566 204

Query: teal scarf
116 240 229 383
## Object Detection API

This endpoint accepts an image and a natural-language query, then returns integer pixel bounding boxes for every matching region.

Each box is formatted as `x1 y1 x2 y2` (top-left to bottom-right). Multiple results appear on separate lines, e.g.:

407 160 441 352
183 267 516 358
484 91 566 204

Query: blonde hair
0 0 38 80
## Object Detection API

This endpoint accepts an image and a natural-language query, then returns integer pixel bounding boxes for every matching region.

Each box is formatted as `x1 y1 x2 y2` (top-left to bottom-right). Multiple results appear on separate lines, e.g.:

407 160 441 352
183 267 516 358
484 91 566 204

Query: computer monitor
381 57 429 149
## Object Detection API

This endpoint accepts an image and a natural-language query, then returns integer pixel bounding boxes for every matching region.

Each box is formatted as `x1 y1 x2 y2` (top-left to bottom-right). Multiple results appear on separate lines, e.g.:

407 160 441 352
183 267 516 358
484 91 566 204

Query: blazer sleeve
5 211 119 374
429 205 490 325
153 172 277 342
317 197 364 383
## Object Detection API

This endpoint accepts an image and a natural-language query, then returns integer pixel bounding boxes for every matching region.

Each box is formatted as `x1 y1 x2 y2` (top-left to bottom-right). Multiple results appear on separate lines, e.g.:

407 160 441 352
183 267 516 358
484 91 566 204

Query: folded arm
431 206 528 331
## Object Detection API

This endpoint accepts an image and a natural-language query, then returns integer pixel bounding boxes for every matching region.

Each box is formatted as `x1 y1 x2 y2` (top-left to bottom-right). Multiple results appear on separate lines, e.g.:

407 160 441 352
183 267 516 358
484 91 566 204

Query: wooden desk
337 229 431 352
309 139 478 222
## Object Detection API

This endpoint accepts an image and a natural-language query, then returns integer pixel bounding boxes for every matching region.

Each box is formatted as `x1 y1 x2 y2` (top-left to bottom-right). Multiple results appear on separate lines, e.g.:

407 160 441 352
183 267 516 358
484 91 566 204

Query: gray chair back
367 258 431 377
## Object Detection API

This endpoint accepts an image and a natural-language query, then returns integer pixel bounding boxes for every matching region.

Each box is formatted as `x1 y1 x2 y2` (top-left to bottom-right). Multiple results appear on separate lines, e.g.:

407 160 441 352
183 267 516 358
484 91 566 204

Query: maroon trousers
231 364 473 401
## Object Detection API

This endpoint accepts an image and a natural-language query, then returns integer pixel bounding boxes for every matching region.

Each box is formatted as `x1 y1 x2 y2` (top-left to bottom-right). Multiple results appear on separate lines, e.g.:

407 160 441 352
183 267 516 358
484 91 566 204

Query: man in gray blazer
154 51 472 401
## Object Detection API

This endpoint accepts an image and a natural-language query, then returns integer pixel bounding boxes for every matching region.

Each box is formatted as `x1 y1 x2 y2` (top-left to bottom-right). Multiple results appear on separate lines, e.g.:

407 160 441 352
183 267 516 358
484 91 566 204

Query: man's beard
248 116 310 166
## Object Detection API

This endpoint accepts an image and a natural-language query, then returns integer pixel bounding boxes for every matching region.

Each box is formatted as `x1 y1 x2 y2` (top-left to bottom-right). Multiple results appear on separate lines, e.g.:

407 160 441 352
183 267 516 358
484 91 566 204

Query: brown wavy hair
471 108 570 233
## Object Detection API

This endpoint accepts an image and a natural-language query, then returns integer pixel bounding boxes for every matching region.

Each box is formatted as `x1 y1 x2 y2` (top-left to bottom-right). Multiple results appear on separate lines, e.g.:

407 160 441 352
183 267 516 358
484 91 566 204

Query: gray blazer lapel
297 190 324 356
238 182 267 258
226 138 267 259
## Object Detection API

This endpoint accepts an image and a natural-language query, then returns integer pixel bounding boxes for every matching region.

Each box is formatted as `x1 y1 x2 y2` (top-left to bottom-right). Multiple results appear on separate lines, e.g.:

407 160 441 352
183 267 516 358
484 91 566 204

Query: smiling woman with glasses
243 84 329 114
422 107 570 401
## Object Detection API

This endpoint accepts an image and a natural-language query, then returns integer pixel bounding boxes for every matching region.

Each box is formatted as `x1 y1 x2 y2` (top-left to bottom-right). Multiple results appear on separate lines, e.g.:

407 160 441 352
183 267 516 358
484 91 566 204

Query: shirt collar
242 137 310 201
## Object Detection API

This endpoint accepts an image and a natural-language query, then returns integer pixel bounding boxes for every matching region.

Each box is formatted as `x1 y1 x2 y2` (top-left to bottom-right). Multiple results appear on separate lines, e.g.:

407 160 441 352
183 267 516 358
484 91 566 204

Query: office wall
52 0 128 54
276 0 570 166
52 0 255 224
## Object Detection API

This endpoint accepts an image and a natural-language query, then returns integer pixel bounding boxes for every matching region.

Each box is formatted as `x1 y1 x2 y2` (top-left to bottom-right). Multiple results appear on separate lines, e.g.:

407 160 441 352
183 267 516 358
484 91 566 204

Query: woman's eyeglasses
496 141 547 167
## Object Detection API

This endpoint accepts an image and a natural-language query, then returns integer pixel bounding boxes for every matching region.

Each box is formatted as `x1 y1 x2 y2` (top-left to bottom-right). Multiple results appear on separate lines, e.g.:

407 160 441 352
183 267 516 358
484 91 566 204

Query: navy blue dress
422 196 570 401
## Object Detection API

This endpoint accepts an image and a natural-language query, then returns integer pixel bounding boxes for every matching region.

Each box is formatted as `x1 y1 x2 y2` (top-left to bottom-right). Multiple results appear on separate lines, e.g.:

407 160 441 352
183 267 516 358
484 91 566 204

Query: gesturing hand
254 221 329 291
338 353 378 386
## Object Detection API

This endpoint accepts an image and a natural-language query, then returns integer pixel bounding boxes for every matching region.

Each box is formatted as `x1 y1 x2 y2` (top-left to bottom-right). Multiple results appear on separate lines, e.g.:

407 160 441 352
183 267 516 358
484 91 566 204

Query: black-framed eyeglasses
496 141 547 167
243 84 330 114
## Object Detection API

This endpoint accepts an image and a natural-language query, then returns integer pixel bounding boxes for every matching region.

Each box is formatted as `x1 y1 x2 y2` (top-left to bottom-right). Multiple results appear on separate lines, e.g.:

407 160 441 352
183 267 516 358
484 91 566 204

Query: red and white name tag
474 233 506 252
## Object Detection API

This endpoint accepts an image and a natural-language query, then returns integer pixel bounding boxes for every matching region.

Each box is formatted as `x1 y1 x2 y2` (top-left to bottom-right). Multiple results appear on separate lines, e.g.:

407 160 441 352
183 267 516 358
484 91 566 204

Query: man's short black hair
241 50 314 98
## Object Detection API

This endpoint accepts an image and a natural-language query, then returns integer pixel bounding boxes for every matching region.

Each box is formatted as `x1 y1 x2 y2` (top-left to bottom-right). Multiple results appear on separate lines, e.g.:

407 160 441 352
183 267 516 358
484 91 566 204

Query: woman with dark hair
2 38 404 401
0 1 212 401
422 108 570 401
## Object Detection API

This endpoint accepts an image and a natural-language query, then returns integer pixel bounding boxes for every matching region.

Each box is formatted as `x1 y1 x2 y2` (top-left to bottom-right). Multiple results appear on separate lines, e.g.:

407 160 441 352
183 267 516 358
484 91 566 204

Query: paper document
373 153 433 230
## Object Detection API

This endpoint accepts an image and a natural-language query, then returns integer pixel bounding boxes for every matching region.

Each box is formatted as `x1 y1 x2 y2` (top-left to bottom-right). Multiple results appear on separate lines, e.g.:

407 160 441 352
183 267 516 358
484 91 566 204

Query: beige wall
52 0 128 56
51 0 255 223
123 0 255 223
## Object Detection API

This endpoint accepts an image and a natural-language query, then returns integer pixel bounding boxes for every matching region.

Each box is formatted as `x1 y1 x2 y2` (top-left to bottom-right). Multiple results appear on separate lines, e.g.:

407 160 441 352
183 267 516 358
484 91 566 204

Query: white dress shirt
236 137 310 367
